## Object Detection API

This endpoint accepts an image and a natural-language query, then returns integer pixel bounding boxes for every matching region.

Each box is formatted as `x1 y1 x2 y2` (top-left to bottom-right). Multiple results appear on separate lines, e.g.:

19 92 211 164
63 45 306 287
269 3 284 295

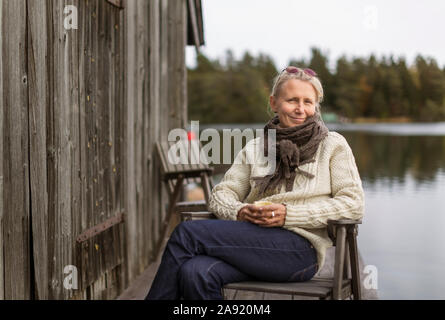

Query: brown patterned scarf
252 114 329 196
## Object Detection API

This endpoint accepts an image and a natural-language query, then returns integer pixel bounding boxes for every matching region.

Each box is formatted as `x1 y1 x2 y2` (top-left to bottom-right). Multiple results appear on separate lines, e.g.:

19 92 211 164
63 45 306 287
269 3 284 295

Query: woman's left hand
255 203 287 227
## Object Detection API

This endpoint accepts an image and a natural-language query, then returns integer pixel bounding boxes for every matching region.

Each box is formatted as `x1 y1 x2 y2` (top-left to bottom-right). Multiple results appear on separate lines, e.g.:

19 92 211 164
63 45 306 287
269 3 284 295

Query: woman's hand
237 203 287 227
257 203 287 227
237 204 265 224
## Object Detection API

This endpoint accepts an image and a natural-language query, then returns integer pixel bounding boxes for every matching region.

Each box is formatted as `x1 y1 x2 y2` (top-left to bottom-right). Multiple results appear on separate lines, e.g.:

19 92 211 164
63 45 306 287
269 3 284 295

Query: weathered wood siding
0 0 191 300
0 0 31 300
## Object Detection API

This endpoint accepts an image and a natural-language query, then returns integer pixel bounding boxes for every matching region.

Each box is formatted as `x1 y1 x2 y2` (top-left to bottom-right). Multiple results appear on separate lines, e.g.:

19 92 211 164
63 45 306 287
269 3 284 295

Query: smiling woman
271 79 317 127
269 67 324 128
146 65 364 301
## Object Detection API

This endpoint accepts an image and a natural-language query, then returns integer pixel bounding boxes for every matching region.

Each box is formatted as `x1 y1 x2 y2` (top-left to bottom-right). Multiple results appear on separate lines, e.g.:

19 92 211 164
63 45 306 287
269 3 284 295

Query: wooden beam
0 0 4 301
194 0 205 45
187 0 201 53
26 0 49 300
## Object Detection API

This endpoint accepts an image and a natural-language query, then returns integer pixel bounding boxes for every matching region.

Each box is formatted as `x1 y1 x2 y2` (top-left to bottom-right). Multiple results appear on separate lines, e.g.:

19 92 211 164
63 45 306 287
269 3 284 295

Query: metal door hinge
76 212 125 243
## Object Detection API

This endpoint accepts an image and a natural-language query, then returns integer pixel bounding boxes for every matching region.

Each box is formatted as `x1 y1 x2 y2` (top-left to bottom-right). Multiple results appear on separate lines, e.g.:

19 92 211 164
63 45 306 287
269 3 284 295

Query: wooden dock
117 235 379 300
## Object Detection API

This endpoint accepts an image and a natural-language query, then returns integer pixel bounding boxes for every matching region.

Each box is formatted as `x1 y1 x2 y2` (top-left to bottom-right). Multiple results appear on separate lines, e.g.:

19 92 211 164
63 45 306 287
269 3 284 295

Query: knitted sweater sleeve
283 135 365 229
208 146 251 221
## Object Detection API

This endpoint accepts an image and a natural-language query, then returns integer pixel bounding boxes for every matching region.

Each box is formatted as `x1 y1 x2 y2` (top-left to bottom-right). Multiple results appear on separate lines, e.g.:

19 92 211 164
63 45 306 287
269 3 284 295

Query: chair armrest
175 200 208 212
180 211 217 221
327 219 361 244
327 219 362 225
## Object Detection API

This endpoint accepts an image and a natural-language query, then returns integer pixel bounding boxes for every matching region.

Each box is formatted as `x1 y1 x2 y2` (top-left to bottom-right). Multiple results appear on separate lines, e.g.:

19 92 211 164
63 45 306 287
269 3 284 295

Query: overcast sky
186 0 445 71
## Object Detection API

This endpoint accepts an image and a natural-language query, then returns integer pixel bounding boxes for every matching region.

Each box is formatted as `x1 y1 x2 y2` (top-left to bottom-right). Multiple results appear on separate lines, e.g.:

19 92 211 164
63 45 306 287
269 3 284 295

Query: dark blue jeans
145 219 318 300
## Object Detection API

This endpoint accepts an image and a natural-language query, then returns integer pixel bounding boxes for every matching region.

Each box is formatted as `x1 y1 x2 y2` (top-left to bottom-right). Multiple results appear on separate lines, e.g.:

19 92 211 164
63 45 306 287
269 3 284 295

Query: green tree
415 56 445 120
397 57 419 118
188 49 445 123
254 53 278 93
308 48 335 111
188 51 270 124
333 56 362 118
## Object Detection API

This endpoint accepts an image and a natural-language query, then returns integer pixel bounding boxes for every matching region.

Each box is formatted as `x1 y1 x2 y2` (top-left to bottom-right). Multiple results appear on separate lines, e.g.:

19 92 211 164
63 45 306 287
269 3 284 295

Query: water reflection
342 132 445 185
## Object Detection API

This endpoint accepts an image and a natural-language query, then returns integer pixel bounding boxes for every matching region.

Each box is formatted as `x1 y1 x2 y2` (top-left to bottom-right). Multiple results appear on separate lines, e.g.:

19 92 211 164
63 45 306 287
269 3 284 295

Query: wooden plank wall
0 0 188 299
0 0 31 300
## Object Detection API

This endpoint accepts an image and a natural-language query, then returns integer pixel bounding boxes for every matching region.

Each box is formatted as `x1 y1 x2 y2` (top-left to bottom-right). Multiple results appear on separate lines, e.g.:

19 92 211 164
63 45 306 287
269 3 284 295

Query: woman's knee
169 220 216 245
172 219 205 235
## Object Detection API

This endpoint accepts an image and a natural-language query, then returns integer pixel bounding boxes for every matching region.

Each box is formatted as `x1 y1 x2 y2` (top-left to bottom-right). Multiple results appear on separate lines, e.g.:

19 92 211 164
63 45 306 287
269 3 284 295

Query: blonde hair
270 68 324 115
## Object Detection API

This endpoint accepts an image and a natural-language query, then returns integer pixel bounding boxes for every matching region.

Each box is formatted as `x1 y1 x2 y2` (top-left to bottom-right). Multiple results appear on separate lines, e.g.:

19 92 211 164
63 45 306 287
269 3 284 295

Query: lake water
339 125 445 300
199 122 445 300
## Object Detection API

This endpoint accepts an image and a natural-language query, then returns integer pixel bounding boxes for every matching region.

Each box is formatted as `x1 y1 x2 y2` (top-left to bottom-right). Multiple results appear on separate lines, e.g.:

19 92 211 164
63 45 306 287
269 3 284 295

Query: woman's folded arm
208 147 252 221
283 137 365 229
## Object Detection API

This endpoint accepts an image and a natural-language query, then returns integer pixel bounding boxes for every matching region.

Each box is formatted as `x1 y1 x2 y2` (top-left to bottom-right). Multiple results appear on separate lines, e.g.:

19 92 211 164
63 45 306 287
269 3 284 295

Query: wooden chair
180 211 362 300
154 140 214 258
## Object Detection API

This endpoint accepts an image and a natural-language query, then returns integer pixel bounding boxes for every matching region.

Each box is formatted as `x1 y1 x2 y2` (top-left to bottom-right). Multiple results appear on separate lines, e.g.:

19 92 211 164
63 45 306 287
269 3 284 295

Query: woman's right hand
237 204 264 224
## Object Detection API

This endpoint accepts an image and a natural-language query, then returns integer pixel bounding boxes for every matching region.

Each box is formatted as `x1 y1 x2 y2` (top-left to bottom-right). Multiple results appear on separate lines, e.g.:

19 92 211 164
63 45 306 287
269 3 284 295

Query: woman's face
270 79 317 128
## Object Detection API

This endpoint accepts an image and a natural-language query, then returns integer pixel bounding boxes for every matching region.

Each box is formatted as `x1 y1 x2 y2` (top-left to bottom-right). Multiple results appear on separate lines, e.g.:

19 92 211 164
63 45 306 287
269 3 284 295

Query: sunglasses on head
283 66 317 77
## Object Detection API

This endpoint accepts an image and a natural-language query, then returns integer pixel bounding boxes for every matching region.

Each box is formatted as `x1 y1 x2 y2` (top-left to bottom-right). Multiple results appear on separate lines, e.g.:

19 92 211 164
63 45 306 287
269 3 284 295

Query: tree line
188 48 445 123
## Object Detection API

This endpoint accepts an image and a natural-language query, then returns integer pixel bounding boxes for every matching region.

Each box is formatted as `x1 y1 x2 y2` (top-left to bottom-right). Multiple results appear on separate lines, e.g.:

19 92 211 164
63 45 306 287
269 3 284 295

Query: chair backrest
155 139 214 195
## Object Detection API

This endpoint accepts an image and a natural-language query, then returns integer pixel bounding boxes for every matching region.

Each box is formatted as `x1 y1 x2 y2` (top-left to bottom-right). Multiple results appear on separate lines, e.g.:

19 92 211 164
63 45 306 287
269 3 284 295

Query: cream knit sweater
208 131 365 273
